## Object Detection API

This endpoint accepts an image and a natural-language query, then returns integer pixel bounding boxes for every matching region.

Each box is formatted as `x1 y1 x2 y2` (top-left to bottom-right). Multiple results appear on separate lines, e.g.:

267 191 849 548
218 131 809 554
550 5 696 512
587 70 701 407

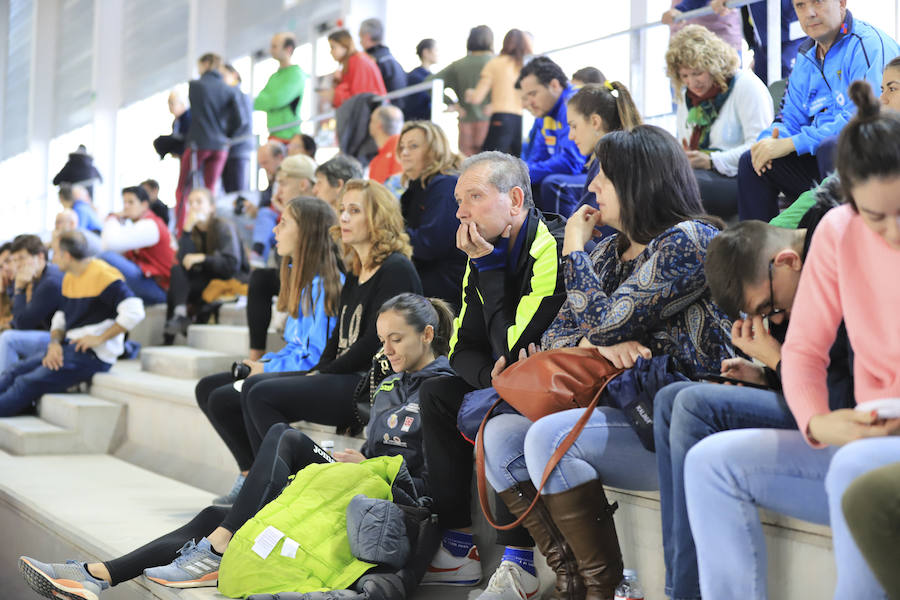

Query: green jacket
218 455 403 597
254 65 307 140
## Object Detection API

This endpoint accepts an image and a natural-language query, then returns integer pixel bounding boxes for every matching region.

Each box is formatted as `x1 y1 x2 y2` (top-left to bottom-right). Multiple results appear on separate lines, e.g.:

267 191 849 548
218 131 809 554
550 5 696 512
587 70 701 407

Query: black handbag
349 349 394 435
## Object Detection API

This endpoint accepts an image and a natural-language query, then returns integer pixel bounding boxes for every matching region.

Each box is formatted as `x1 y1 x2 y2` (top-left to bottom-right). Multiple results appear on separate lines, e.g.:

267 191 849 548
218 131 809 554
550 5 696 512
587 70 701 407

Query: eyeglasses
759 260 785 320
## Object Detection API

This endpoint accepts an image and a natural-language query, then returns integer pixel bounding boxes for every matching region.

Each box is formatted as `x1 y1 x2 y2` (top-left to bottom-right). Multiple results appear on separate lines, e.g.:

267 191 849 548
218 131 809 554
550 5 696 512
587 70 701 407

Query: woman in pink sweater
682 80 900 600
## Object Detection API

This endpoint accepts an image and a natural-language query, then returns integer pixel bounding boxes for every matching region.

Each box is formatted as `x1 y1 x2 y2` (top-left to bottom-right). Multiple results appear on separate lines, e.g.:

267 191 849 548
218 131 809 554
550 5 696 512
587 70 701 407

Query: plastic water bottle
614 569 644 600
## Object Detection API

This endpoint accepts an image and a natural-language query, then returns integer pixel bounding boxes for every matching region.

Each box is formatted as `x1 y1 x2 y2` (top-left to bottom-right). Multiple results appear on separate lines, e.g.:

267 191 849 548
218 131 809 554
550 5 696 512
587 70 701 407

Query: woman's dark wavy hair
836 80 900 210
594 124 714 245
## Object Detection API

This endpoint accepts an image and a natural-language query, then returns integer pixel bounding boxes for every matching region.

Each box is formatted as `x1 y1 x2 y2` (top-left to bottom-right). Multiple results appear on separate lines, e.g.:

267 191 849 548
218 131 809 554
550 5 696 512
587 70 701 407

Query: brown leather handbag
475 346 624 530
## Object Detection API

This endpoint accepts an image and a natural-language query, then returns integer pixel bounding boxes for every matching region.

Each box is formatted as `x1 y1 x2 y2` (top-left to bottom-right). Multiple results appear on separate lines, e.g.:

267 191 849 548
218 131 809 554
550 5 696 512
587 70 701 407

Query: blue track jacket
760 11 899 156
523 85 586 184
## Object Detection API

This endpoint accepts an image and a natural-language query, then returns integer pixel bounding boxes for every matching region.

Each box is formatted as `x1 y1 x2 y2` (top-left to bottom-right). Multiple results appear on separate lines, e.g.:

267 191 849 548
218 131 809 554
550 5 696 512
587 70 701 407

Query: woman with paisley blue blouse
480 125 734 600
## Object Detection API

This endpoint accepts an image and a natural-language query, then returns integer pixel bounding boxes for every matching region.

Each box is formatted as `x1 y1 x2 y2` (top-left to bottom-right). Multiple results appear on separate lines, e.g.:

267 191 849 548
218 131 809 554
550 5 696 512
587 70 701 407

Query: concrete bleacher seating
0 310 838 599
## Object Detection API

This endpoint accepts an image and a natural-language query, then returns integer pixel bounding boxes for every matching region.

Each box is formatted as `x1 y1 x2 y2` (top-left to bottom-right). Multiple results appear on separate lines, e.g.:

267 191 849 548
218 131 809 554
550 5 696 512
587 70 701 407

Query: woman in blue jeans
481 125 733 600
684 82 900 599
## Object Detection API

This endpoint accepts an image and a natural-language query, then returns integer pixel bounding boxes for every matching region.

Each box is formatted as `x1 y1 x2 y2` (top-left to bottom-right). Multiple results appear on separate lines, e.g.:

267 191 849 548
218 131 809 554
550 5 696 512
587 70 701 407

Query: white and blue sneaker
18 556 109 600
143 538 220 588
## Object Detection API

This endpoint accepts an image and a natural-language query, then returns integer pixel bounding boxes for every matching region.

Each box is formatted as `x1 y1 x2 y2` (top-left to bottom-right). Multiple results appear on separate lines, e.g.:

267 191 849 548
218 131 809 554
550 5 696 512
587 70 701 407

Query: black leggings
247 268 279 352
481 112 523 157
197 370 362 468
103 424 332 586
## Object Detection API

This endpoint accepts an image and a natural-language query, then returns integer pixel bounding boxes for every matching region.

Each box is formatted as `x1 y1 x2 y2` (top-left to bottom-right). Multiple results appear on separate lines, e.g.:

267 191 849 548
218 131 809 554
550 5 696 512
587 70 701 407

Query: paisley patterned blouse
542 220 734 377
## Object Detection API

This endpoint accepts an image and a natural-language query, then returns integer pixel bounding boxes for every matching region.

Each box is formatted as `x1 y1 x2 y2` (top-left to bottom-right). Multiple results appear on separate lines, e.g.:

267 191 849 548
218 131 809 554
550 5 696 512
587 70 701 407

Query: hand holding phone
697 373 771 390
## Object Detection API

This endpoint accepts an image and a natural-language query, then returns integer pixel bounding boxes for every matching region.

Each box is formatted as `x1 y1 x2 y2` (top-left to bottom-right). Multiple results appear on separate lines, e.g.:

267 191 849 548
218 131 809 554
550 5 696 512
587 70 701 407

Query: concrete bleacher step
129 303 167 348
0 449 222 599
0 395 124 456
187 324 281 356
90 361 366 496
0 416 78 455
39 394 125 453
216 301 248 326
141 346 244 380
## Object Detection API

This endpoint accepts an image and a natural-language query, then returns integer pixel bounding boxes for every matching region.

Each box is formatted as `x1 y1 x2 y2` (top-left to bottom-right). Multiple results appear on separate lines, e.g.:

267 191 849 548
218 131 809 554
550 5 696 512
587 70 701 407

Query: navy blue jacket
401 173 466 309
367 45 407 108
186 70 247 151
403 66 432 121
11 263 64 330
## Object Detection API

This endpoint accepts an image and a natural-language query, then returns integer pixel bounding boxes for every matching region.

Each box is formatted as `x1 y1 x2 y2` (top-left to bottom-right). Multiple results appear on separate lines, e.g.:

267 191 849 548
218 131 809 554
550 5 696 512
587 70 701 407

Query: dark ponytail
567 81 642 135
377 293 456 357
836 80 900 210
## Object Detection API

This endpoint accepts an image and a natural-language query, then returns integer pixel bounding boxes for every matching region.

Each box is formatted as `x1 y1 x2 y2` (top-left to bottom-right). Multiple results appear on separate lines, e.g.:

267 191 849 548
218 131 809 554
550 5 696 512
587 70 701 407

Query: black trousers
248 268 280 351
243 372 362 447
221 156 250 193
693 168 739 222
166 264 212 319
419 375 533 547
103 424 330 586
197 371 276 471
482 112 523 157
735 137 836 221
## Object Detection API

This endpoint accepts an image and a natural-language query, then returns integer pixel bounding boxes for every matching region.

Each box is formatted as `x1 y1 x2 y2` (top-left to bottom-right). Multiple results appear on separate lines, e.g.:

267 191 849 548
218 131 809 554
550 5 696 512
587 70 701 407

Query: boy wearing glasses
649 183 855 600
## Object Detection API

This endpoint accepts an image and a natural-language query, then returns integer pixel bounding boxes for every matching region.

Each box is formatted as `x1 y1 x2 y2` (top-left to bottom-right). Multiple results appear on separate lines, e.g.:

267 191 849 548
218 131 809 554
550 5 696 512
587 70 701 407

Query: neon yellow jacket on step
217 455 403 597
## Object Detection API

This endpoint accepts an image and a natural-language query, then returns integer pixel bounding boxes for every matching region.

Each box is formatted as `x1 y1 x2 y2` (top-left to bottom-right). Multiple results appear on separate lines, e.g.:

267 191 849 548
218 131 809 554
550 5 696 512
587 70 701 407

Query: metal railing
227 78 444 150
542 0 781 86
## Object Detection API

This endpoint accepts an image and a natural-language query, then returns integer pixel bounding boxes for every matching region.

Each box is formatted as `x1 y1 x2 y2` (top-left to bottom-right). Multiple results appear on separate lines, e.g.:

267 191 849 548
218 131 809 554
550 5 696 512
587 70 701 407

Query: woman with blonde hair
397 120 466 308
327 29 386 108
466 29 533 155
666 24 773 220
241 179 423 445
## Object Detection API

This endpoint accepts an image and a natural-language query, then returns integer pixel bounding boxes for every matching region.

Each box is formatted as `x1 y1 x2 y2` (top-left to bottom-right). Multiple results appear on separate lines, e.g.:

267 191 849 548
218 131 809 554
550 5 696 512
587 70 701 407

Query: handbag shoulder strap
475 375 617 531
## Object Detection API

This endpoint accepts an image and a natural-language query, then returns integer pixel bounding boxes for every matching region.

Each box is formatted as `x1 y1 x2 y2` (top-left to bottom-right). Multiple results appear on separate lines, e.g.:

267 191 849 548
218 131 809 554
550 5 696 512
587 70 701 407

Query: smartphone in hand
696 373 771 390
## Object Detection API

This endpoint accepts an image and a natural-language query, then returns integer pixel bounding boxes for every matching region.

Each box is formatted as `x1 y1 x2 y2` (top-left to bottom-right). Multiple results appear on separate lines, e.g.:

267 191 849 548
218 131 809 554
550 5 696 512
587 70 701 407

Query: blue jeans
825 437 900 599
536 173 586 218
252 207 279 261
482 407 658 495
0 329 51 374
684 428 883 599
653 382 797 600
98 251 166 306
0 344 111 417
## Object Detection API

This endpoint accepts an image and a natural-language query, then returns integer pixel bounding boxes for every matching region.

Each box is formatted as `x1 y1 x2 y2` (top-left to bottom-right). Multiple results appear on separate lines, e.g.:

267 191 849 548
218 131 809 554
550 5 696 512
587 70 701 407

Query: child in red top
328 29 386 108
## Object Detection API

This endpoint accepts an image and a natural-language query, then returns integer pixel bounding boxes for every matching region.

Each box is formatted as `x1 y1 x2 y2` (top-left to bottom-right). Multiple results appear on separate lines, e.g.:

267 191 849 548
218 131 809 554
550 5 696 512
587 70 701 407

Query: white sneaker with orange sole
420 543 482 586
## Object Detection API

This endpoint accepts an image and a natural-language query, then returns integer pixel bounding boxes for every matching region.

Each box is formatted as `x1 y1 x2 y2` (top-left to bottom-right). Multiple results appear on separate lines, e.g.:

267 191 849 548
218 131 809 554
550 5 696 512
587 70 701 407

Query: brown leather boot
542 479 624 600
498 482 585 600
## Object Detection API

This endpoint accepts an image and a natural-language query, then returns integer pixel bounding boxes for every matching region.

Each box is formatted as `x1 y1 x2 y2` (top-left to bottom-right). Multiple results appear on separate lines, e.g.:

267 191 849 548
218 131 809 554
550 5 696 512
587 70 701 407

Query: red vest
126 211 175 290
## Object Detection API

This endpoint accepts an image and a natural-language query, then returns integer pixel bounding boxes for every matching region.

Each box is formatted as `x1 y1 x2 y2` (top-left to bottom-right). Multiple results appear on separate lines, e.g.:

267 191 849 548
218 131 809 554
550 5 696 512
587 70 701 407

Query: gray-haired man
418 152 571 599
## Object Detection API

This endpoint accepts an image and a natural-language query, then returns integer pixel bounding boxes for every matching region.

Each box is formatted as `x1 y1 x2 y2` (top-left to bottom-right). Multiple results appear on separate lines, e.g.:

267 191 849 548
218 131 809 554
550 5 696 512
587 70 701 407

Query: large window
115 88 186 212
46 124 95 230
0 152 41 242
